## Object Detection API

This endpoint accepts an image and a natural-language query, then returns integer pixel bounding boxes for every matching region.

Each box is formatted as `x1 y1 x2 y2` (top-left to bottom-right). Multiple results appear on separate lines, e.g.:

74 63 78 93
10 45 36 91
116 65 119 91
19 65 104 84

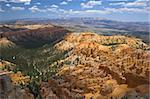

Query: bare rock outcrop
52 32 150 98
0 73 34 99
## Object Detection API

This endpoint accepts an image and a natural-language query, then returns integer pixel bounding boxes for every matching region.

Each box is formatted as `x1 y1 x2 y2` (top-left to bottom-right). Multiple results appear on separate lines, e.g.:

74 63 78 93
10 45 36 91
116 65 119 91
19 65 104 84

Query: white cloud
24 2 30 5
6 3 11 7
47 8 57 12
124 0 148 7
105 7 149 13
29 6 46 12
67 0 72 2
125 2 146 7
29 6 39 12
58 9 110 15
52 6 149 16
0 0 7 2
60 1 68 5
51 4 59 8
105 0 128 1
109 2 126 6
67 7 149 15
109 0 148 8
136 0 149 2
11 6 25 10
10 0 31 3
35 2 41 5
28 0 149 15
81 0 102 8
84 9 109 14
0 0 31 4
47 8 66 14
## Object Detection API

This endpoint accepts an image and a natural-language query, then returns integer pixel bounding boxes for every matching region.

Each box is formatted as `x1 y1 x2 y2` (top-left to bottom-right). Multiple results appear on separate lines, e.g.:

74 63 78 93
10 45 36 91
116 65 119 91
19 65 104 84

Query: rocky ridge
0 61 33 99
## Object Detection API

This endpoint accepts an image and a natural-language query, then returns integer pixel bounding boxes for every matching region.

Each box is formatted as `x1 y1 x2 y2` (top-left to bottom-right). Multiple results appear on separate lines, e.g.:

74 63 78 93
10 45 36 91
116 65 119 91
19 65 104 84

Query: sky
0 0 149 22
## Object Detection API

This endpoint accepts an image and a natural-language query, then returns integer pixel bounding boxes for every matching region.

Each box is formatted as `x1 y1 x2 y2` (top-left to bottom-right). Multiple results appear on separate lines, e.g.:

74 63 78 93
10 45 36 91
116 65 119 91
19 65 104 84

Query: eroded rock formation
0 32 149 99
49 32 149 98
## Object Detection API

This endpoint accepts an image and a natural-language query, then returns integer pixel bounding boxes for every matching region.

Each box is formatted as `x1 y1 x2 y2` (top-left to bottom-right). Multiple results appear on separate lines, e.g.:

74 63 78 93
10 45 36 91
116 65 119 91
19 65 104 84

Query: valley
0 20 150 99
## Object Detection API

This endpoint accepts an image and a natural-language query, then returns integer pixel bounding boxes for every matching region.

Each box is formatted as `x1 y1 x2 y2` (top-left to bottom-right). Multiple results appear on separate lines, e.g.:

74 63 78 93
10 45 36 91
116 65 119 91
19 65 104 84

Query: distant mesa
0 25 27 33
